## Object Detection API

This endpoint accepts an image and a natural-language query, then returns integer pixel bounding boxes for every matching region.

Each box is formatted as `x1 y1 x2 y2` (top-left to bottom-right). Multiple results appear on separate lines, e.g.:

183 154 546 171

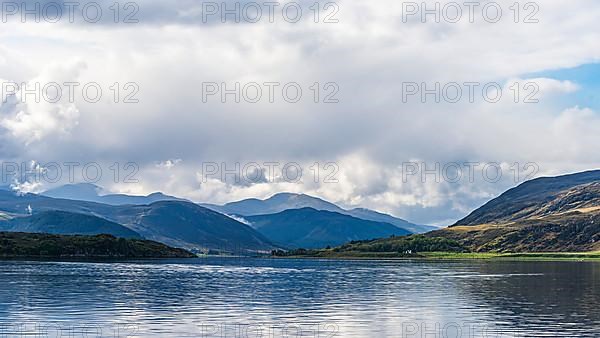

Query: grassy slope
435 178 600 253
429 209 600 253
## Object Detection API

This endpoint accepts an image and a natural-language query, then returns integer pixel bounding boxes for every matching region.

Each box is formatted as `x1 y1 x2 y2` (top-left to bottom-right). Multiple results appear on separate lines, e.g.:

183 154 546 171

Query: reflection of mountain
431 170 600 252
247 207 410 249
202 192 433 234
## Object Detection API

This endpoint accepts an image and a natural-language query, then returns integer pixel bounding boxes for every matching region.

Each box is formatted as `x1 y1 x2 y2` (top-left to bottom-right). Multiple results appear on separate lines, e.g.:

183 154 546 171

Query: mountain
0 190 277 253
110 201 278 253
42 183 102 200
346 208 437 234
430 170 600 252
246 207 411 249
455 170 600 226
0 232 195 258
0 210 141 239
204 192 432 233
207 192 343 215
0 189 117 216
42 183 186 205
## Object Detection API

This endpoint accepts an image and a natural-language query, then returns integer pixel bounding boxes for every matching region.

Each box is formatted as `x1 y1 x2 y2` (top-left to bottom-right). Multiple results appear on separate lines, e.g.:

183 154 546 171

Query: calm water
0 258 599 337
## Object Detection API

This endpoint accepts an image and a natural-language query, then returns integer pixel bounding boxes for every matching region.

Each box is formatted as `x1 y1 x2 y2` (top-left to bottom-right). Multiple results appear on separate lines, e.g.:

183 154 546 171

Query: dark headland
0 232 195 259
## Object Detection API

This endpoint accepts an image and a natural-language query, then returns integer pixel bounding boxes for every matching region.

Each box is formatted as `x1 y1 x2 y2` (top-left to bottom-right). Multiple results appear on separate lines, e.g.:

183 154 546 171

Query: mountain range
0 190 276 253
202 192 434 234
7 168 599 254
42 183 186 205
0 184 429 252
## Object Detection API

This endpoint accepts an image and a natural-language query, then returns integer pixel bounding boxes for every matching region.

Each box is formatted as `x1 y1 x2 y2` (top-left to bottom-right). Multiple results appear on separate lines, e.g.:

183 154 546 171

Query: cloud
156 159 182 169
227 214 252 225
0 61 86 145
1 0 600 224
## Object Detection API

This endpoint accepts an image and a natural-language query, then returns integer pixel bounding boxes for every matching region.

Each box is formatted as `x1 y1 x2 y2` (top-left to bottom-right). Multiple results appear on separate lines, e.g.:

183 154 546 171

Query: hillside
111 201 278 253
247 207 410 249
0 232 195 258
455 170 600 226
0 211 141 239
430 170 600 252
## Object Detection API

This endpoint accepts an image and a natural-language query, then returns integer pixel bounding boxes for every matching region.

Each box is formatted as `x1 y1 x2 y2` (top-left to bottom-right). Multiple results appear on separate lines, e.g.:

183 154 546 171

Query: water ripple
0 258 598 337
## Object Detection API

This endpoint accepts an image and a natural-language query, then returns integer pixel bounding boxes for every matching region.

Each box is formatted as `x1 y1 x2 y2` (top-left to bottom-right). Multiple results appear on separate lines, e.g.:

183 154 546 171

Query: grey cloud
1 0 600 224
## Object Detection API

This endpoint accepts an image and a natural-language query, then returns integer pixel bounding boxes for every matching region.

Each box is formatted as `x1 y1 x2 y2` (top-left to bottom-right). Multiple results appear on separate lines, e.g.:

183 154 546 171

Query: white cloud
0 61 85 144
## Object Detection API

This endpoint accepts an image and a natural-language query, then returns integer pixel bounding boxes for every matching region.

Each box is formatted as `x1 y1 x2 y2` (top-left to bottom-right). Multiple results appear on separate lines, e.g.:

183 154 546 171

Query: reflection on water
0 258 599 337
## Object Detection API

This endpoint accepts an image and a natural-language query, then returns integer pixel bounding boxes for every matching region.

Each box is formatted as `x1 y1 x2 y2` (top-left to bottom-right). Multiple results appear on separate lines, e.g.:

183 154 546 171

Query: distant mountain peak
268 192 318 200
148 192 169 198
351 207 381 214
45 183 104 195
220 192 343 217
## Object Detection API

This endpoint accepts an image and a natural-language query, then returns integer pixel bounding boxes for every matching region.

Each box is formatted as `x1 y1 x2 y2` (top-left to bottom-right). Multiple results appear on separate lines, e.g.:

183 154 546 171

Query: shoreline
276 251 600 261
0 255 199 262
3 252 600 262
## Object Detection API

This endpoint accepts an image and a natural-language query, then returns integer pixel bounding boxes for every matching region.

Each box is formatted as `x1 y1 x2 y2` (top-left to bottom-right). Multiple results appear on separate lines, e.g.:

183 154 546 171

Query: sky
0 0 599 225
